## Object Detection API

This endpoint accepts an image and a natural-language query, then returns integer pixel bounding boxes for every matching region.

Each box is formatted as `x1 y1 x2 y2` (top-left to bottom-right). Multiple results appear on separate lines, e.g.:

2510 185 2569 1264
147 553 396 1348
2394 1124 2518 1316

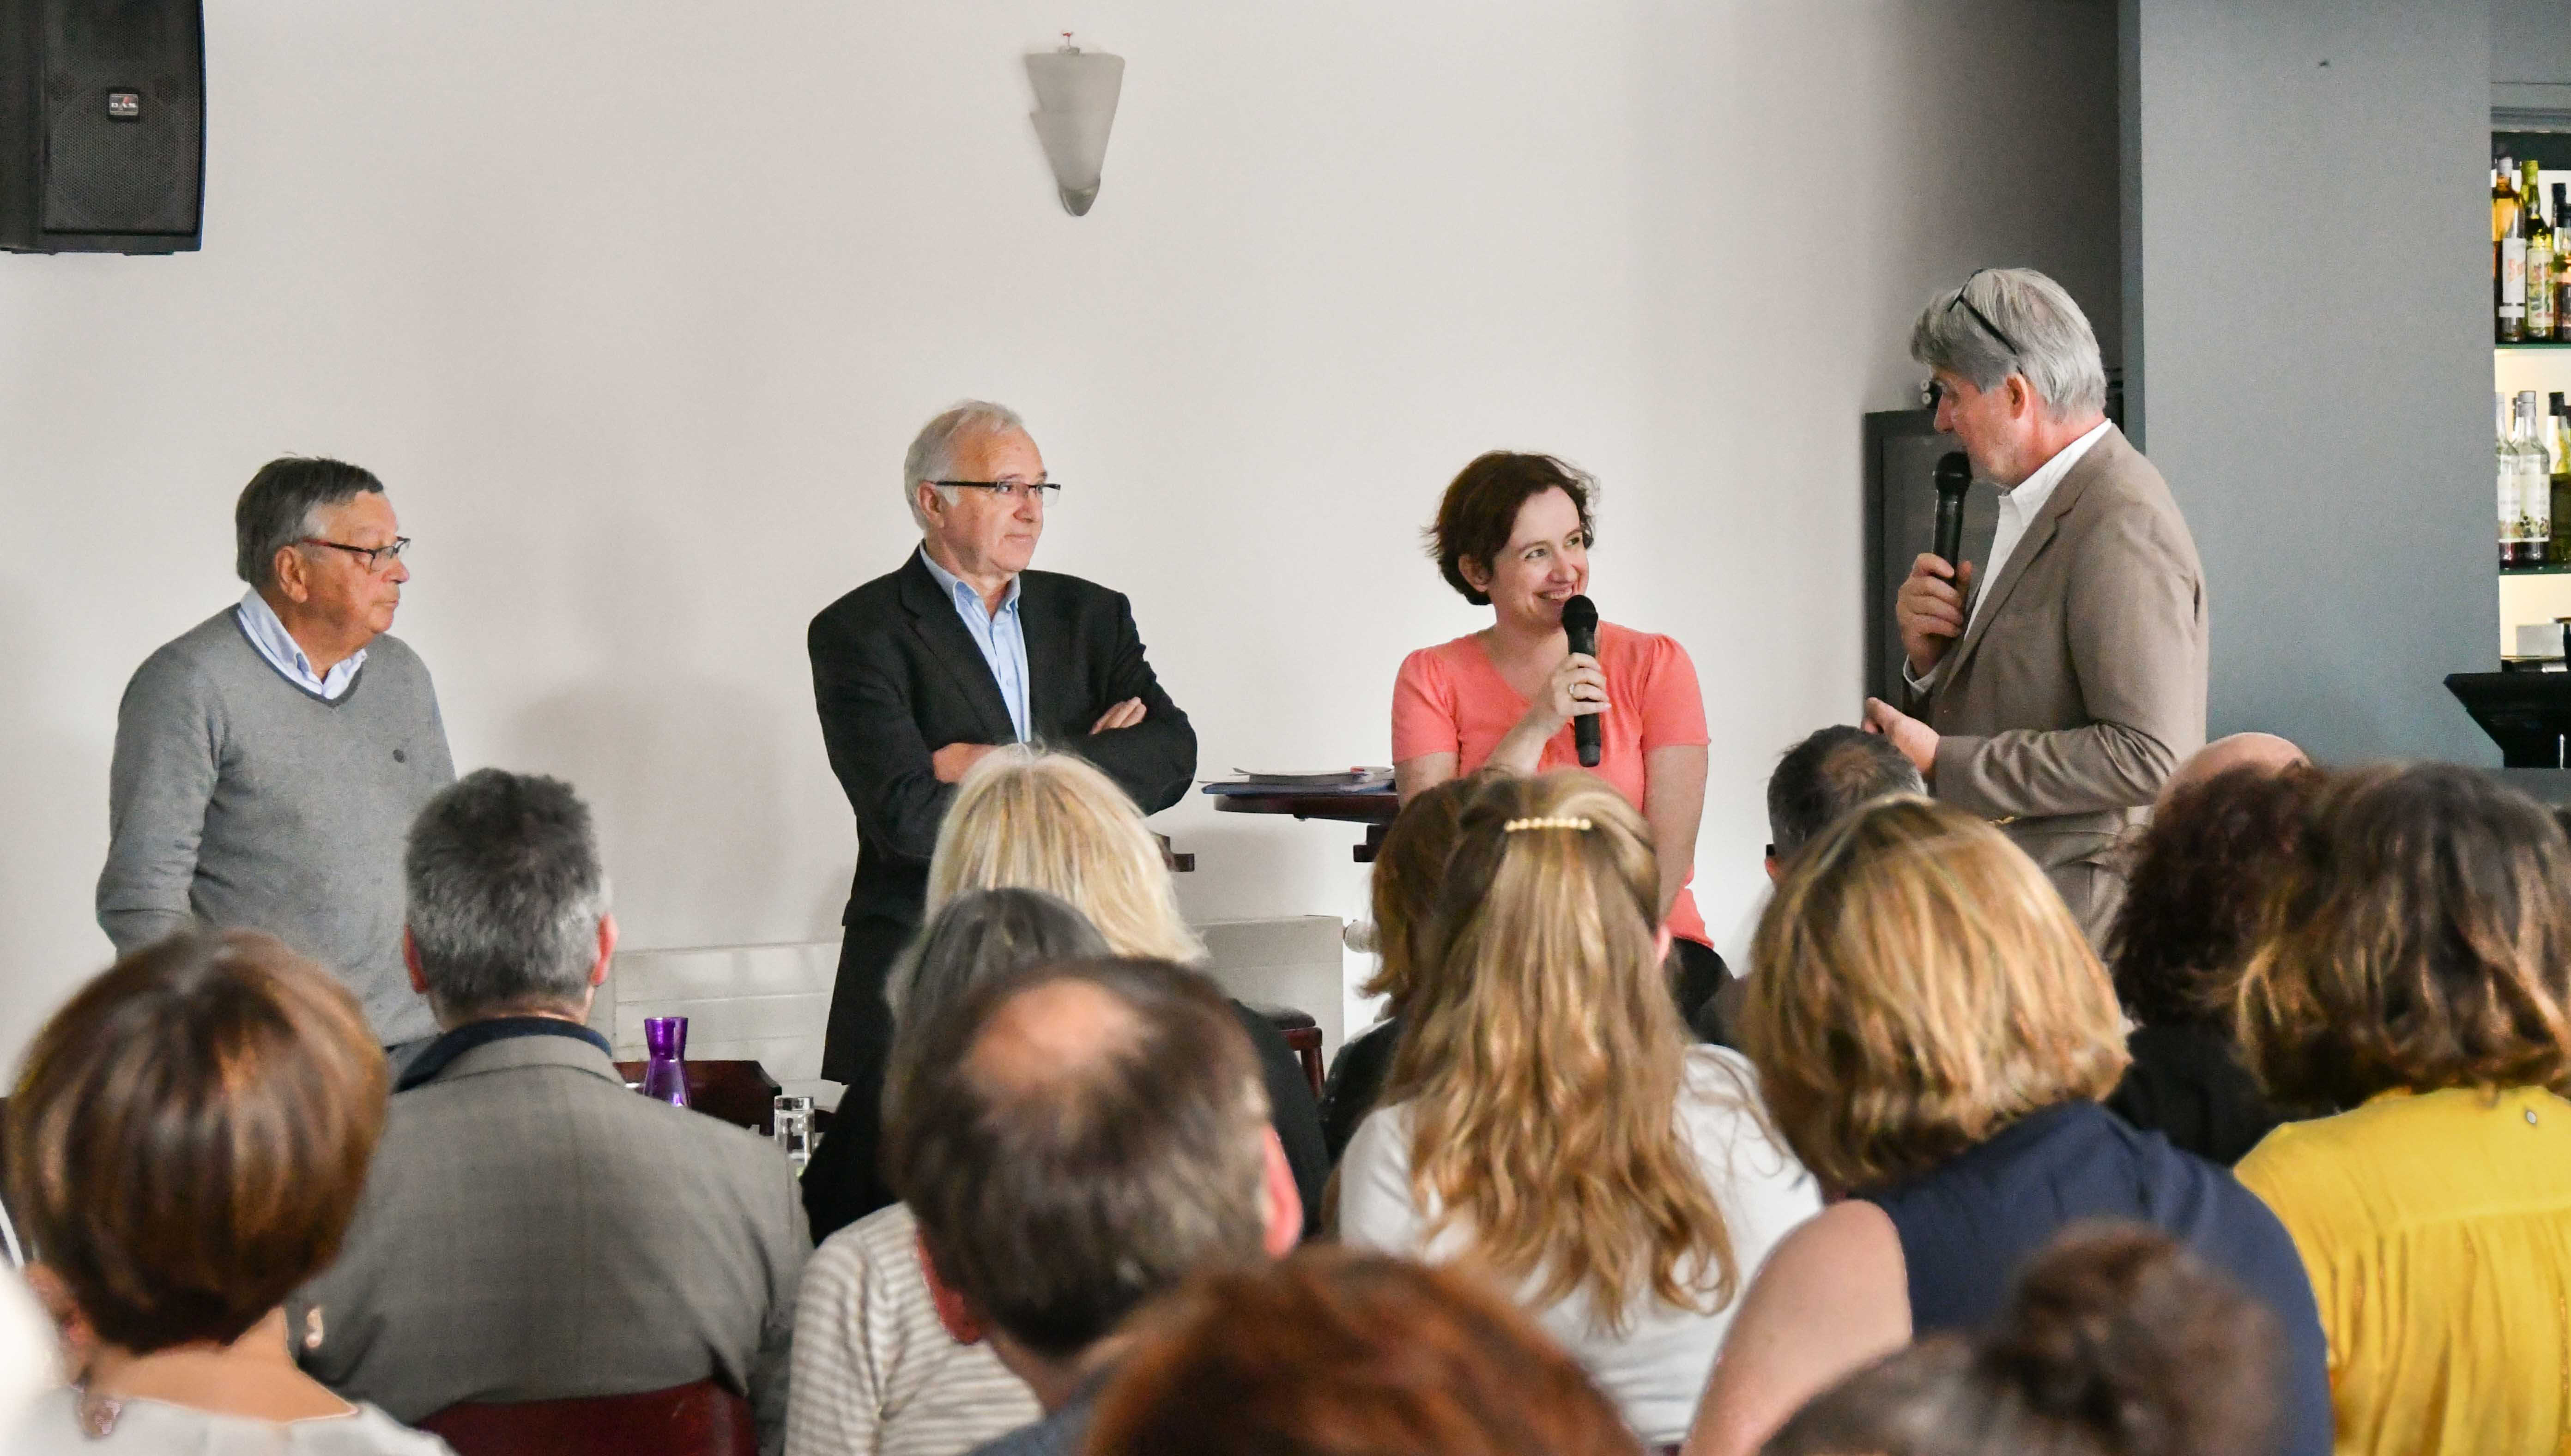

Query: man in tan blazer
1863 267 2208 942
293 769 808 1454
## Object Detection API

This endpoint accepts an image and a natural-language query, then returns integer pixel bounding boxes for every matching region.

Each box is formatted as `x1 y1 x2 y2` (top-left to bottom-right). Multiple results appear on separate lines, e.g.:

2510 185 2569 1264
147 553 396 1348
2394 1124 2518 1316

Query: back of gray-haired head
888 886 1110 1029
883 888 1108 1118
404 769 610 1020
1909 267 2107 421
234 457 386 588
1768 725 1928 861
901 400 1028 531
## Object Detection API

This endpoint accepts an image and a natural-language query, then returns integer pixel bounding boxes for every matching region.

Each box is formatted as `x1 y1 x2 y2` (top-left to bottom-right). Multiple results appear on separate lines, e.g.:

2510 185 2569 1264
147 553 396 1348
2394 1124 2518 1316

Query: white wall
0 1 2117 1072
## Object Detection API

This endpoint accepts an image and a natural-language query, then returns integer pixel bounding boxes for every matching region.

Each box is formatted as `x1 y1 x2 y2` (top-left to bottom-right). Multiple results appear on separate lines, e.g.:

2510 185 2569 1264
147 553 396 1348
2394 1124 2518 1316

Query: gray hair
882 888 1110 1124
1767 725 1928 862
404 769 611 1020
234 457 385 587
1908 267 2106 421
902 400 1028 531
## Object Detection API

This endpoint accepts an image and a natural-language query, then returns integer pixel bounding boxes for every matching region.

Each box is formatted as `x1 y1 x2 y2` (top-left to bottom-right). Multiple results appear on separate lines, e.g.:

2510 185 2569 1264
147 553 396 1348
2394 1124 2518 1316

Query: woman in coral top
1392 451 1723 1024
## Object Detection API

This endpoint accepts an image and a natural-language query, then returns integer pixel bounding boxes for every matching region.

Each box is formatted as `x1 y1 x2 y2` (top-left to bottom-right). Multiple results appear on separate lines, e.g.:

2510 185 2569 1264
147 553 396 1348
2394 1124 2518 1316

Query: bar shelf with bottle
2493 134 2571 656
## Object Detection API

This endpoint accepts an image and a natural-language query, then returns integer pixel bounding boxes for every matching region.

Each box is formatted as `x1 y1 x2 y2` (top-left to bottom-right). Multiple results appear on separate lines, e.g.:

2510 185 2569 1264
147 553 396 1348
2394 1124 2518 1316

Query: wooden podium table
1210 788 1401 863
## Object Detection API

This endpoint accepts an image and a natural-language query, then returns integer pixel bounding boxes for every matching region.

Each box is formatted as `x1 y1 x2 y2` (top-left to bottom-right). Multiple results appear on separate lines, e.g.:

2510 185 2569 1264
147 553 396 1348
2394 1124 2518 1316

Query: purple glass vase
641 1015 690 1107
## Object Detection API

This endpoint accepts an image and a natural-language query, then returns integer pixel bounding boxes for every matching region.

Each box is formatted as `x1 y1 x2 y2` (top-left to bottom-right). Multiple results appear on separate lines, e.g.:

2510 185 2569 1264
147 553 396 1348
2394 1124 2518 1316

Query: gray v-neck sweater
98 610 456 1044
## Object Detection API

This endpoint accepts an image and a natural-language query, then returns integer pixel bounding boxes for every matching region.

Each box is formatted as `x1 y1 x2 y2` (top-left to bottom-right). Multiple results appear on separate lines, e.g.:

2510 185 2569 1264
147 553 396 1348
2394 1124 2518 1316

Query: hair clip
1502 816 1594 834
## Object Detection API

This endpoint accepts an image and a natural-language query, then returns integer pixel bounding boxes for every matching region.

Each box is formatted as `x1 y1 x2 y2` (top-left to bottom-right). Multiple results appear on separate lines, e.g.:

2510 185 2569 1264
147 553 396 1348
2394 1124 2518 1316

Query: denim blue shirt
235 589 365 700
917 546 1030 743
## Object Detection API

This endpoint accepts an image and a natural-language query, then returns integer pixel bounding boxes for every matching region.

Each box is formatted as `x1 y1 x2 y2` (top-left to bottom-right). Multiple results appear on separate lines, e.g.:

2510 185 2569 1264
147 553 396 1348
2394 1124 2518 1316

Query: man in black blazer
808 401 1196 1094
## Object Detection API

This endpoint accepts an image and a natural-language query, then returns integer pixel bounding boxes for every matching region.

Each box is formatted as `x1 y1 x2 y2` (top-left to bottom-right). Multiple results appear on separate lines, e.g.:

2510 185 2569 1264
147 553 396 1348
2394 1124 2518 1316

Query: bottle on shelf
2499 159 2528 343
2556 184 2571 341
2553 394 2571 563
2502 390 2526 567
2531 163 2559 341
2517 392 2553 566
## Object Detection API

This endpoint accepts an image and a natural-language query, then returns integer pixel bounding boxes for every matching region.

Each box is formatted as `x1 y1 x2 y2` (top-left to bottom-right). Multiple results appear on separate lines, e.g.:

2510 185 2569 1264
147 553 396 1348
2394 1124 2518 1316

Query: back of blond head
1386 771 1737 1326
1745 796 2128 1194
927 746 1205 965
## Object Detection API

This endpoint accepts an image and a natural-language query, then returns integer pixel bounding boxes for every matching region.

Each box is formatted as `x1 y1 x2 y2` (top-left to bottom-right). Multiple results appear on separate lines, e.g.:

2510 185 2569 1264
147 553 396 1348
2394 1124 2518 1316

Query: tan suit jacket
292 1033 809 1455
1921 424 2208 942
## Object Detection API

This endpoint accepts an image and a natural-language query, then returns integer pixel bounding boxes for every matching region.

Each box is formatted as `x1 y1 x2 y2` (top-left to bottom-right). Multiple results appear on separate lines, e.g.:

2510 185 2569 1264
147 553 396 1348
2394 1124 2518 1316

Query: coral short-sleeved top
1391 622 1711 945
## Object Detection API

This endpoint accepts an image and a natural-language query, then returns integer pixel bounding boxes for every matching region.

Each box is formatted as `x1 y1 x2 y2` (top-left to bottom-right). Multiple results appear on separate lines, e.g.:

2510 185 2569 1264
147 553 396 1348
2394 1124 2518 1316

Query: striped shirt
786 1202 1039 1456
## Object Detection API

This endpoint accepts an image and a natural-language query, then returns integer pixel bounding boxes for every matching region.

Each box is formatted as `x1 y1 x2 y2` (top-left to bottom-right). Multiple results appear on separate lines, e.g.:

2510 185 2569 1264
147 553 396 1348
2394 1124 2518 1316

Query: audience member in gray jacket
97 456 454 1048
292 769 809 1454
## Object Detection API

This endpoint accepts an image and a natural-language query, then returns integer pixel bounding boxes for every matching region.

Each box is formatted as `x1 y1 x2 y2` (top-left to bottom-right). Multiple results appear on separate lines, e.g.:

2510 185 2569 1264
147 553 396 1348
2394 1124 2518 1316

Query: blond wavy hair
1743 795 2129 1194
1382 771 1737 1328
926 747 1205 965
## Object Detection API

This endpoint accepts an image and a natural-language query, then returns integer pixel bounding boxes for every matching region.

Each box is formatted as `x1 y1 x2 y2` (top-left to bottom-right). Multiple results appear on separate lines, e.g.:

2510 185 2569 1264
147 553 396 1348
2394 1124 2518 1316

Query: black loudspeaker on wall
0 0 204 253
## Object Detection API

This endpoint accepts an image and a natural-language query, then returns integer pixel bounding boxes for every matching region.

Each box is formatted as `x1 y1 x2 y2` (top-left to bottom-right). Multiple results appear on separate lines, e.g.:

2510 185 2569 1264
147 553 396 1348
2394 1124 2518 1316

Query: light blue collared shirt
236 590 366 700
917 546 1030 743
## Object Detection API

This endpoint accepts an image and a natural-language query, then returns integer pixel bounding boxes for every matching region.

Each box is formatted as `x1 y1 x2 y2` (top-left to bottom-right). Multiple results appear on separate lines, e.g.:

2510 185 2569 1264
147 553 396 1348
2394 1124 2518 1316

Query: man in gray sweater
97 456 454 1049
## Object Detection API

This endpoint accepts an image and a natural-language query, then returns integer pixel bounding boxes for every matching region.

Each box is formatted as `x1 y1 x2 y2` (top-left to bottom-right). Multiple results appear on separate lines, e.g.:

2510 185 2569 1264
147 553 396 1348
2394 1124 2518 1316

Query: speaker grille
38 0 200 236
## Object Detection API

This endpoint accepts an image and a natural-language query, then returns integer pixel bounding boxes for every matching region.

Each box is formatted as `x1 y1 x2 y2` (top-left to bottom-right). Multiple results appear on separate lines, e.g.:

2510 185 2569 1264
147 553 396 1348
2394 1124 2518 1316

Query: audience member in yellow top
2231 763 2571 1456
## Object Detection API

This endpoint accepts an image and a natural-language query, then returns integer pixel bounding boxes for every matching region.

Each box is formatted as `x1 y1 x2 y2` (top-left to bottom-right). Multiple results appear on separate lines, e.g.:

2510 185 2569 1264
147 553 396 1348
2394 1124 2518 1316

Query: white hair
902 400 1028 531
1908 267 2106 421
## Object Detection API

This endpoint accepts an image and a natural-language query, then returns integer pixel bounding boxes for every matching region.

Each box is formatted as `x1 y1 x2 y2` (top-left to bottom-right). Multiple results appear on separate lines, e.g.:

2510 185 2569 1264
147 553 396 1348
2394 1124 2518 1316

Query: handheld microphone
1561 594 1602 768
1933 451 1972 590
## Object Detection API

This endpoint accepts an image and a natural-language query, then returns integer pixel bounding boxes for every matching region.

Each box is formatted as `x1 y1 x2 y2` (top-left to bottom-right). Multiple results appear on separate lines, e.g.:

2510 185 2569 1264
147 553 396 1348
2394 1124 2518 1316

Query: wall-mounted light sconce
1025 35 1124 217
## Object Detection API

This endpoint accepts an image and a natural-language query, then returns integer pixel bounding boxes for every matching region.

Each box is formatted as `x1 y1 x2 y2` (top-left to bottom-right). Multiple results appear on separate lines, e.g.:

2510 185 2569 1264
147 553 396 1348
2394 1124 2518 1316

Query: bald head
964 977 1144 1104
889 958 1280 1360
2160 733 2308 809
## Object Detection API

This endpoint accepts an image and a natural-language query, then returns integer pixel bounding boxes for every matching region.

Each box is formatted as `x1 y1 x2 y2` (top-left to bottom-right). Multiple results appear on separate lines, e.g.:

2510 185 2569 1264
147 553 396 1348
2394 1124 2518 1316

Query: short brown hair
2236 763 2571 1110
1425 452 1596 605
1764 1223 2279 1456
887 957 1273 1359
6 930 388 1353
1744 796 2129 1193
1356 771 1495 1009
2105 763 2321 1030
1085 1247 1641 1456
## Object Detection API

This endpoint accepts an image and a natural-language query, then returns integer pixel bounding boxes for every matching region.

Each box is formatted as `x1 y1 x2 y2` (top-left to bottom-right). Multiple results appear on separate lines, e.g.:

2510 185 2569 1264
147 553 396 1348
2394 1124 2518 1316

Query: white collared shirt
236 589 366 700
1908 418 2114 694
915 546 1030 743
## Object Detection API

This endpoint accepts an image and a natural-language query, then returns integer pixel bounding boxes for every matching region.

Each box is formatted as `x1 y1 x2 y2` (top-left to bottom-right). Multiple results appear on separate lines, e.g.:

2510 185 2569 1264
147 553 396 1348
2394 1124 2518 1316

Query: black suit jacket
809 550 1198 930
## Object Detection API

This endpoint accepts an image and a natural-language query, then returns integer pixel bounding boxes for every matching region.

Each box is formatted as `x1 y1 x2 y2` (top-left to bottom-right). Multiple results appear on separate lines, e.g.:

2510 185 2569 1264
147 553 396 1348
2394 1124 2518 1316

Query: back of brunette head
1086 1247 1642 1456
2236 762 2571 1110
1426 452 1597 605
2105 763 2321 1030
1386 770 1736 1326
888 957 1276 1359
1358 771 1497 1011
882 887 1111 1122
1746 796 2128 1193
6 931 387 1353
1763 1223 2279 1456
1766 725 1927 863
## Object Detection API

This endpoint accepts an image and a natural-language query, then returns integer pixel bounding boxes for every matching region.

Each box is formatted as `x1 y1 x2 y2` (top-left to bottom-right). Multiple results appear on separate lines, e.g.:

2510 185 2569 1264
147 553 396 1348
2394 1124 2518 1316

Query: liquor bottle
2532 166 2559 341
2502 391 2526 567
2521 391 2553 564
2557 185 2571 341
2499 162 2527 342
2553 395 2571 563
